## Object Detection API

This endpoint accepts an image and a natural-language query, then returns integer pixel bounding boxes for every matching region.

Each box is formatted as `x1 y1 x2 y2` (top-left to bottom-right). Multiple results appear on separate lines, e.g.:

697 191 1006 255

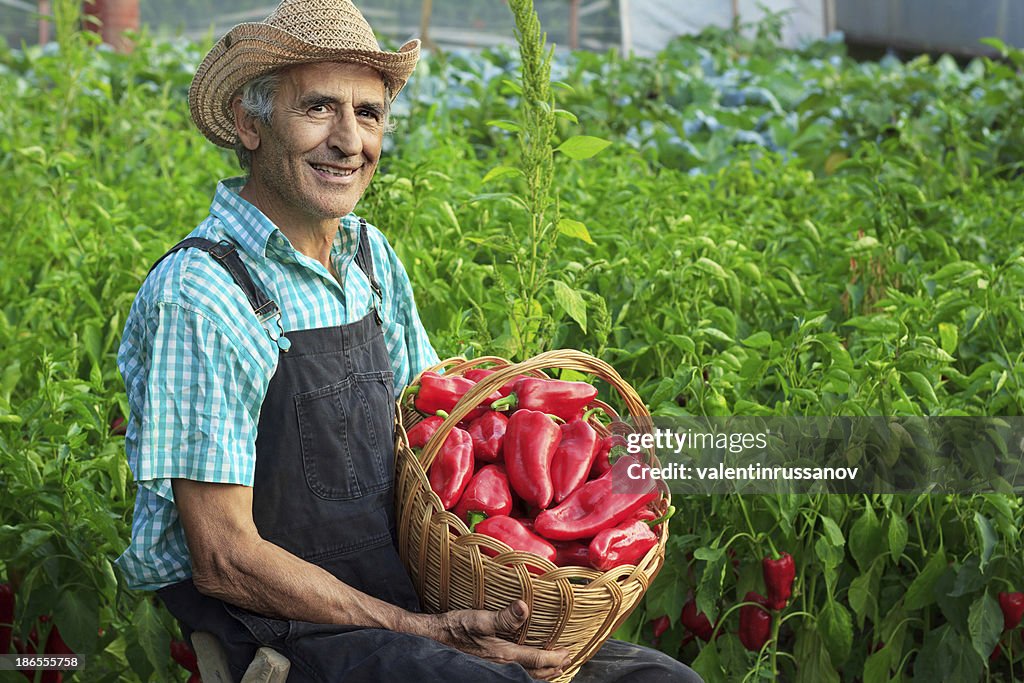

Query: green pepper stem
645 505 677 527
435 410 449 419
489 393 518 412
466 511 488 532
582 406 606 422
608 444 629 465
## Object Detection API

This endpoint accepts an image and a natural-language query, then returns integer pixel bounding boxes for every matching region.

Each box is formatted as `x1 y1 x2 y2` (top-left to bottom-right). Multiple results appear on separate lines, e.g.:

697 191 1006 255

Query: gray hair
233 67 396 174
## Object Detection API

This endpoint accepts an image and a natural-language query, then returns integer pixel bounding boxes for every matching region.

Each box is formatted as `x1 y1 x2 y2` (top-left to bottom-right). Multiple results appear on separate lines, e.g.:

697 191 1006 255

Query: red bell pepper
40 617 71 657
406 414 445 449
16 619 62 683
503 410 562 509
631 507 658 524
550 419 599 503
589 519 659 571
428 426 474 510
552 540 591 568
110 415 127 436
998 591 1024 631
681 599 714 642
453 465 513 526
474 515 557 574
490 377 598 422
410 372 498 420
590 434 629 478
651 615 671 641
463 369 527 398
762 551 796 610
0 583 12 655
466 411 509 463
534 454 659 541
170 639 200 674
739 592 772 652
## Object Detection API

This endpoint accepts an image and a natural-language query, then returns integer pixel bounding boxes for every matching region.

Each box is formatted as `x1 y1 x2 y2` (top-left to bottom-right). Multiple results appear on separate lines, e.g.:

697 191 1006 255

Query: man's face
246 61 387 226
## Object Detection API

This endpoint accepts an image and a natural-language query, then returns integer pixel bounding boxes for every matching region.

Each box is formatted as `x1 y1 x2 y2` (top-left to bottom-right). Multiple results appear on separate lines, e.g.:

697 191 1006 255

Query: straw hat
189 0 421 148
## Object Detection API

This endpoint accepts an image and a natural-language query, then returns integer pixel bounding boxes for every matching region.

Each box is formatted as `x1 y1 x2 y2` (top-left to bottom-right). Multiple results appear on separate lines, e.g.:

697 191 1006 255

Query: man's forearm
192 535 427 636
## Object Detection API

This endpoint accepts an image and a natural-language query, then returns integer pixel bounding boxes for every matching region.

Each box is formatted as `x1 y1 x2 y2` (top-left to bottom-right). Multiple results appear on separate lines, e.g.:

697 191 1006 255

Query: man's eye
358 109 382 121
309 104 330 114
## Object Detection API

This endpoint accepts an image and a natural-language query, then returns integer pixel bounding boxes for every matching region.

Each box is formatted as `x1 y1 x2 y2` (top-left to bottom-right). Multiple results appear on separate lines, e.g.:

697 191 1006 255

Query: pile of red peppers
406 369 666 573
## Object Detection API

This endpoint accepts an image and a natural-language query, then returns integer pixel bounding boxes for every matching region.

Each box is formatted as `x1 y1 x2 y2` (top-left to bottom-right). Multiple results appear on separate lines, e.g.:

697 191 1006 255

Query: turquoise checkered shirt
116 177 439 590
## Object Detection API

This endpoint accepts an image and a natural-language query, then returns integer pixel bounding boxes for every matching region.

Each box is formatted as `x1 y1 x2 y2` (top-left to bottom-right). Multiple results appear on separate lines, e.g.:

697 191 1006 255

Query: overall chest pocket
294 371 396 501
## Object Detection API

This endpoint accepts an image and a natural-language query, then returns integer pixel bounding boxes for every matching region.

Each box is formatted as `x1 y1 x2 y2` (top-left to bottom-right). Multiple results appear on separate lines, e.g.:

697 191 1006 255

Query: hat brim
189 23 420 148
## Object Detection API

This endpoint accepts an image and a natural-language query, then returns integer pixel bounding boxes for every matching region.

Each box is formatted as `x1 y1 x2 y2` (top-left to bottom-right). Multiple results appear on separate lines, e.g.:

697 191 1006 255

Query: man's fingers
528 666 566 682
501 642 570 673
492 600 529 634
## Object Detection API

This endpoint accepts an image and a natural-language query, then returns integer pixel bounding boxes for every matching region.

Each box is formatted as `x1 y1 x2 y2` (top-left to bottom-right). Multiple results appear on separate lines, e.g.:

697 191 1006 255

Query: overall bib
153 225 538 683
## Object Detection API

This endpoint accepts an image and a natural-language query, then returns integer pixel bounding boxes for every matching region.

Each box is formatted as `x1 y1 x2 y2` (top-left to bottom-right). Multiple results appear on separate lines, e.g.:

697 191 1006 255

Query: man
117 1 701 681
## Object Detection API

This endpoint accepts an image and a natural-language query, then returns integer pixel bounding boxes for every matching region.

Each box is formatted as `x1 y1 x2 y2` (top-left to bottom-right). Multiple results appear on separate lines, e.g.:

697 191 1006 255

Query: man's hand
424 600 571 681
174 479 570 679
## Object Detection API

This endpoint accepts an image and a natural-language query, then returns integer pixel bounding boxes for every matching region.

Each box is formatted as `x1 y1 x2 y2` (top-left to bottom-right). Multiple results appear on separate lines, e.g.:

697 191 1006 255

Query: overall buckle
255 301 291 352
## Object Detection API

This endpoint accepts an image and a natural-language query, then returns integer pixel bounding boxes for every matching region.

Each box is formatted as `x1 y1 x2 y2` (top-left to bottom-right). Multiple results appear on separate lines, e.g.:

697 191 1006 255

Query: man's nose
327 109 362 157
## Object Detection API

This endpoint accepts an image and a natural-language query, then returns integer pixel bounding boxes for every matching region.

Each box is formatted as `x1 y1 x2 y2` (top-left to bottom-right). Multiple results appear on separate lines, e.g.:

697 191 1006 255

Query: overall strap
354 219 383 323
148 238 291 351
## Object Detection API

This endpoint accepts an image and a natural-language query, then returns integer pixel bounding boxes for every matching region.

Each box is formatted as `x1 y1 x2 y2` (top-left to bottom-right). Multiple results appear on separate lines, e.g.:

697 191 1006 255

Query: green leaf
848 567 877 626
849 505 884 572
695 547 727 621
938 322 958 355
973 512 997 572
887 515 908 561
557 217 595 244
905 548 947 610
820 516 846 548
815 534 844 571
742 331 773 349
555 135 612 160
645 560 688 628
794 627 840 683
134 598 170 682
818 600 853 665
695 256 729 281
55 589 99 654
552 280 587 333
863 646 895 683
690 640 727 683
913 625 982 682
553 108 579 124
905 371 938 406
487 118 521 132
481 165 523 184
967 593 1003 663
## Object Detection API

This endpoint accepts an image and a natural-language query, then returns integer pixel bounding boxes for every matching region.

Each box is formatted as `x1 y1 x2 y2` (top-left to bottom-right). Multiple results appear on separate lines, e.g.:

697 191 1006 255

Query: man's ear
231 96 260 152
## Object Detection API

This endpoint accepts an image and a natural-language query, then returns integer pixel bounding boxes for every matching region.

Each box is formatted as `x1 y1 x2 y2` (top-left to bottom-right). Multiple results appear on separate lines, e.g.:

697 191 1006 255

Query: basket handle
418 349 654 472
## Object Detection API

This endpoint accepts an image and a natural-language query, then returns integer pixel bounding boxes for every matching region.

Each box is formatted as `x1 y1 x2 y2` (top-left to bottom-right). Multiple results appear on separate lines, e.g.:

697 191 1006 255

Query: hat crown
265 0 381 52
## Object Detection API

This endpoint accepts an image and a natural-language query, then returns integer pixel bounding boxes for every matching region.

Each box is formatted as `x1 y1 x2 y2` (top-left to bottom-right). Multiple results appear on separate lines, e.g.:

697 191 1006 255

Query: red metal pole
82 0 138 52
568 0 579 50
38 0 51 44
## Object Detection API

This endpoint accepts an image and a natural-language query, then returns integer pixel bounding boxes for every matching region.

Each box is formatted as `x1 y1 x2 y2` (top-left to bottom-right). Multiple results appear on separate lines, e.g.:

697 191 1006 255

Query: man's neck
239 180 337 270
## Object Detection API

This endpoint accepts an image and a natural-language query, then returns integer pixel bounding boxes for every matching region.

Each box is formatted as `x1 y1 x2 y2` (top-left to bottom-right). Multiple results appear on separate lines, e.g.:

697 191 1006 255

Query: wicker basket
394 349 669 682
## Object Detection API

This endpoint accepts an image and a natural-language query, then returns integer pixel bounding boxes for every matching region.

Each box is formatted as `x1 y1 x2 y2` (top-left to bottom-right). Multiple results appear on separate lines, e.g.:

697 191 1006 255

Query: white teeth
312 164 355 177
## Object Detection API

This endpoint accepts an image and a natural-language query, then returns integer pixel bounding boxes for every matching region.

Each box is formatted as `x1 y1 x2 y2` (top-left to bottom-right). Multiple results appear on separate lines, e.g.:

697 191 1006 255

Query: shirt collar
209 177 280 260
210 177 363 264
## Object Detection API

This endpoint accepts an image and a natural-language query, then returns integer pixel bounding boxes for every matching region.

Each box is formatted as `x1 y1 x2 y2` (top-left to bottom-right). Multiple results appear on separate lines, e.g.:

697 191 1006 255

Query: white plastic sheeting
620 0 827 56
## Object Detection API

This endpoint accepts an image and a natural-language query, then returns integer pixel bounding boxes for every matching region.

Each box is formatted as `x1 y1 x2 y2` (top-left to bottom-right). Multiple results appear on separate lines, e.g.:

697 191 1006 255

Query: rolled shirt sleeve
136 301 263 487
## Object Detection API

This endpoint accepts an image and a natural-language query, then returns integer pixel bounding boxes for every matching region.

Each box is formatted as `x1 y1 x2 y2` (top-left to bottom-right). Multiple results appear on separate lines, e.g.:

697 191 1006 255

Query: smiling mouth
309 162 359 177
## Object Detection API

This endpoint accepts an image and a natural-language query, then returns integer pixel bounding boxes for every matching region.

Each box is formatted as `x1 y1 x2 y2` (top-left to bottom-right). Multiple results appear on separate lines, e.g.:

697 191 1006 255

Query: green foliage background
0 7 1023 682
